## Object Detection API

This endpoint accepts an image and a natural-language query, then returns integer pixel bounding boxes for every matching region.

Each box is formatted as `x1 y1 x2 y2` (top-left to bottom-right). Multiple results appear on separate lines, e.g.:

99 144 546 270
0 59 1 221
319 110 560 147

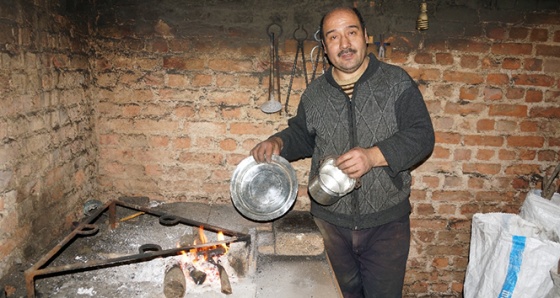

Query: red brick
422 176 440 188
496 120 517 132
435 53 453 65
498 149 517 160
463 135 504 147
443 176 463 188
481 56 500 69
551 138 560 147
460 55 479 69
151 39 168 53
216 74 236 88
488 104 527 117
476 149 495 160
163 57 205 70
491 43 532 55
454 149 472 161
192 74 213 86
178 152 223 165
512 74 555 87
230 122 275 135
463 163 501 175
544 59 560 73
416 203 435 216
520 120 539 132
211 91 251 105
173 106 195 118
167 74 189 87
505 88 524 99
504 164 541 175
525 89 543 103
519 150 537 160
219 138 237 151
459 86 478 100
476 119 495 131
509 27 529 39
448 39 490 53
507 136 545 147
432 146 450 159
530 106 560 118
486 25 506 40
483 87 503 100
538 150 558 161
526 13 560 25
444 102 486 116
555 30 560 42
523 58 543 71
405 68 440 81
502 58 521 69
487 73 509 85
536 45 560 57
435 132 460 144
208 59 254 72
186 122 226 135
545 90 560 103
530 28 549 42
149 136 169 147
168 39 191 52
443 71 484 84
173 137 191 149
414 52 433 64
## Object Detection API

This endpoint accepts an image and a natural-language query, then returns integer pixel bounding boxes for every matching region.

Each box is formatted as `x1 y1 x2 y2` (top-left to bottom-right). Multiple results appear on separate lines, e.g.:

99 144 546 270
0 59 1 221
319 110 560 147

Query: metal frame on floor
23 198 251 298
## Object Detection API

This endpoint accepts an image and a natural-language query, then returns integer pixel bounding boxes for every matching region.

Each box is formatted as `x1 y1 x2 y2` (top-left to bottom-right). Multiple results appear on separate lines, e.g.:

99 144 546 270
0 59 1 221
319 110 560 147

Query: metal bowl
230 155 297 221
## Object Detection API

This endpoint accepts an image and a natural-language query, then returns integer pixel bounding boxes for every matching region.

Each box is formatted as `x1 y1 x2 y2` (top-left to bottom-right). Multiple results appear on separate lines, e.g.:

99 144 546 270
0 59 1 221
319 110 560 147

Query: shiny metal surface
230 155 297 221
309 156 356 205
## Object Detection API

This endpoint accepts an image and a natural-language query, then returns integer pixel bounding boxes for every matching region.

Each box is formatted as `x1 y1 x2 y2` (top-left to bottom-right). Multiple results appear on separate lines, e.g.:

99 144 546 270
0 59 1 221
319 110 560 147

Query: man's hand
250 137 283 163
336 146 387 179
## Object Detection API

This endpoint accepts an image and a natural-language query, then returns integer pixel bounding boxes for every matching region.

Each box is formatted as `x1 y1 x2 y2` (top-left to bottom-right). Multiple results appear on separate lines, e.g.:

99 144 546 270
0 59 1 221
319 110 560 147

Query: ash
32 206 244 297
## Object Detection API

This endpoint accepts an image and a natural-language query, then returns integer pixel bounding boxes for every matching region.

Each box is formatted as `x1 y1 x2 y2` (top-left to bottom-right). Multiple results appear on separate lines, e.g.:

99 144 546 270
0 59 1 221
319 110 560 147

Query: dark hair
319 7 366 40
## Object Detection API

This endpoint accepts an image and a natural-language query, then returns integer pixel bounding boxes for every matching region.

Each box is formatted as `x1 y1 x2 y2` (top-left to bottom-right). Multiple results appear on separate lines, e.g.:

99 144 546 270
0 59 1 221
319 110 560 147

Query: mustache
338 48 357 57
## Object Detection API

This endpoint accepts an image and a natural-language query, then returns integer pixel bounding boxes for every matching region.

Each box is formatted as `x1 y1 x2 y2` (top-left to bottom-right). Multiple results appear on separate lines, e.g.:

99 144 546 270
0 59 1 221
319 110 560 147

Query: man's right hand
250 136 283 163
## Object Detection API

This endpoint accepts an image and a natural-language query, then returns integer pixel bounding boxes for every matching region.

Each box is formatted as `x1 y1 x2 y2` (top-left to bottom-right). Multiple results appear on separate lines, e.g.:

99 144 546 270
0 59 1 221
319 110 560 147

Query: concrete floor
1 199 341 298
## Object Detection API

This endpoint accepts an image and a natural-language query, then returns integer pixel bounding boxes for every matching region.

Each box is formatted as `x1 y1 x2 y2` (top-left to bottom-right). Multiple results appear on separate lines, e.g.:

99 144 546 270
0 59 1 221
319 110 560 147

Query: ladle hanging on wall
261 23 283 114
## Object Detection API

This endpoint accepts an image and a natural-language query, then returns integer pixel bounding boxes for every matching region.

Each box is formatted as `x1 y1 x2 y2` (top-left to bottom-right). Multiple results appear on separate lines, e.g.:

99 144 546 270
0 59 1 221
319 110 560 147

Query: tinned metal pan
230 155 297 221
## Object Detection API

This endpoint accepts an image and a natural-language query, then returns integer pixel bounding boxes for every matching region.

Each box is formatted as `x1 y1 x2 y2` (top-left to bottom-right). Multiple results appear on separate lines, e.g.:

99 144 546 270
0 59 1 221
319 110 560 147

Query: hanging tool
310 28 328 81
261 23 283 114
285 25 309 115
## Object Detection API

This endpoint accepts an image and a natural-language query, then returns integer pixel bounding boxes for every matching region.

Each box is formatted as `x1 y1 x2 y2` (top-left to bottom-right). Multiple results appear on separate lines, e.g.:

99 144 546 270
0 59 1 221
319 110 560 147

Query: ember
24 199 250 298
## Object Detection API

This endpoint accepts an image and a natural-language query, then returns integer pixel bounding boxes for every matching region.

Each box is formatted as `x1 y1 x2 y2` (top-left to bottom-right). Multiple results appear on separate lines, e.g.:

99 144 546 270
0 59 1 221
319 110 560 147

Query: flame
180 226 229 264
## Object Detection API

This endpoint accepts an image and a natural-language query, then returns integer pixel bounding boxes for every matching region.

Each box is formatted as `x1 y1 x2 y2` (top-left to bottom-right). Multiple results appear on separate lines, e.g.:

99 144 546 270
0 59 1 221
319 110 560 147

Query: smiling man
250 7 435 297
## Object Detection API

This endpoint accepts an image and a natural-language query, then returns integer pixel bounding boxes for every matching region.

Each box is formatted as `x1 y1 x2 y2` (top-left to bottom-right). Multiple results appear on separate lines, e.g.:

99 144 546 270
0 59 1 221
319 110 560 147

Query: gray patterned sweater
275 53 435 230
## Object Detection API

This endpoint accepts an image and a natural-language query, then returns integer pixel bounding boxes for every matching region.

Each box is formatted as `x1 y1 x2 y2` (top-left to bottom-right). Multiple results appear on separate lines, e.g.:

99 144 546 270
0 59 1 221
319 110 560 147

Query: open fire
24 198 251 298
164 227 235 296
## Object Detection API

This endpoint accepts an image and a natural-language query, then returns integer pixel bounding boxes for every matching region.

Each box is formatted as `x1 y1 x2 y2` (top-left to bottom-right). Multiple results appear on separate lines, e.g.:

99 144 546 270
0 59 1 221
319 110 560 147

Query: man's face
322 9 368 76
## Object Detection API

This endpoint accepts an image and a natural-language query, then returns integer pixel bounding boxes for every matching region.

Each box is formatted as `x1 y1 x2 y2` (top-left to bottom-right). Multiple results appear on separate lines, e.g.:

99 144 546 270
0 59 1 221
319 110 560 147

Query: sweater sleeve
273 100 316 162
376 84 435 177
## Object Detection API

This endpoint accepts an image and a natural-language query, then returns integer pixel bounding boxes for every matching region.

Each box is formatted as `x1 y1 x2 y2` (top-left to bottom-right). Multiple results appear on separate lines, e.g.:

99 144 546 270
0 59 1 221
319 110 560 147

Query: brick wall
0 0 97 277
1 0 559 296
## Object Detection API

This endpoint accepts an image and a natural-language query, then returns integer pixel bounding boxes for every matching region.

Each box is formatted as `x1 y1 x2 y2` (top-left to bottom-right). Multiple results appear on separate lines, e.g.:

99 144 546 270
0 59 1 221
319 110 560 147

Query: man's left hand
336 146 387 179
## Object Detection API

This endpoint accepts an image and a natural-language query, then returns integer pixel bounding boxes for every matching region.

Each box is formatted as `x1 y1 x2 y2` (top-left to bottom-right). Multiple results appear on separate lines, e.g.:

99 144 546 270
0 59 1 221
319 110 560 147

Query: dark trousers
314 214 410 298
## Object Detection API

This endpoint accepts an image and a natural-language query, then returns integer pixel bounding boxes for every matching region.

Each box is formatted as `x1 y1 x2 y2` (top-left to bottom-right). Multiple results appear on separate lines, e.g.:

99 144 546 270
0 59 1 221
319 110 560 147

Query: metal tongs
285 25 309 115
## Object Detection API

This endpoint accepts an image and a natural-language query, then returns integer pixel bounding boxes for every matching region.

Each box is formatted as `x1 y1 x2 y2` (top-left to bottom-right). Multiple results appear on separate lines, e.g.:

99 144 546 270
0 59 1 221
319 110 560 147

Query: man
250 7 435 298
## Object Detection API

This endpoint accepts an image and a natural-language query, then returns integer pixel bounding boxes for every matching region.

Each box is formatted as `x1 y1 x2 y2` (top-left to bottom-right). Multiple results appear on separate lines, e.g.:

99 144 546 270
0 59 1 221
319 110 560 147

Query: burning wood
163 263 186 298
209 257 233 295
186 264 207 285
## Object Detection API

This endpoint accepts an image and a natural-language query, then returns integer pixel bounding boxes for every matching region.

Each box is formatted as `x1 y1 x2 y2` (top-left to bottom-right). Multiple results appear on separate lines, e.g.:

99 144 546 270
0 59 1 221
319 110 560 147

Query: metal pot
308 156 356 205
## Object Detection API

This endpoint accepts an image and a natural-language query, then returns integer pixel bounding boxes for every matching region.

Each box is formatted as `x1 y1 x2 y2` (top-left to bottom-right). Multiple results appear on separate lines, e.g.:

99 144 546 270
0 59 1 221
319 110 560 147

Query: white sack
520 189 560 242
545 265 560 298
464 213 560 298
